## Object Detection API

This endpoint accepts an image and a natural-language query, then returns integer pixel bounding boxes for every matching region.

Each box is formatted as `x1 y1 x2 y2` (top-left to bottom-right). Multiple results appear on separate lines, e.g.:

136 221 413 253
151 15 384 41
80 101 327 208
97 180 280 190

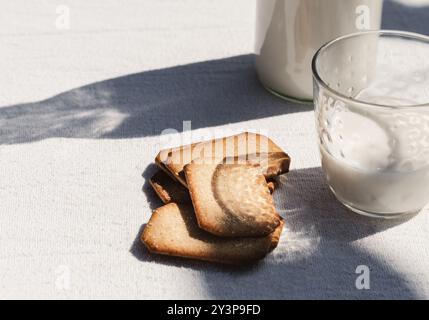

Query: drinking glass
312 30 429 218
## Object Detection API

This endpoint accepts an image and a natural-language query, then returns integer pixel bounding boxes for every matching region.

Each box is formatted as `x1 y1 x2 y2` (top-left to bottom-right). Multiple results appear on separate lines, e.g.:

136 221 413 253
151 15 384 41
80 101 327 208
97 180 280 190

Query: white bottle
255 0 384 101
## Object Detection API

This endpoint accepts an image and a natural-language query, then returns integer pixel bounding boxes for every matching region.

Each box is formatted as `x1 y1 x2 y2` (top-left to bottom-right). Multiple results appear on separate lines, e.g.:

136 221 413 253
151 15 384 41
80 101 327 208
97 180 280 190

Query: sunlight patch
91 109 129 137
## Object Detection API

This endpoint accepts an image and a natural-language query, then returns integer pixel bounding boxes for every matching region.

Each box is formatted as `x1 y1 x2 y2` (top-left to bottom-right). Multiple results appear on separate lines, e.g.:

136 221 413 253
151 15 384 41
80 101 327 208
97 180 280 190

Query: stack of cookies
142 132 291 264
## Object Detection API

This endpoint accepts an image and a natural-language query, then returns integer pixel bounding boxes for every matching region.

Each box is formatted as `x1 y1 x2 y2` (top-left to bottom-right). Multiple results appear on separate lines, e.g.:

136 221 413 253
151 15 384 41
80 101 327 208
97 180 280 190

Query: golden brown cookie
149 170 191 204
141 203 284 264
184 162 281 237
269 217 284 251
267 179 276 194
155 132 290 187
157 153 277 194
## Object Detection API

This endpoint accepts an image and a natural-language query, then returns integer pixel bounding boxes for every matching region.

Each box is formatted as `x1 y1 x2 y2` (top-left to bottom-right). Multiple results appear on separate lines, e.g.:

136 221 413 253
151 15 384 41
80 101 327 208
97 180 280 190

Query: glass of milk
312 30 429 218
255 0 384 102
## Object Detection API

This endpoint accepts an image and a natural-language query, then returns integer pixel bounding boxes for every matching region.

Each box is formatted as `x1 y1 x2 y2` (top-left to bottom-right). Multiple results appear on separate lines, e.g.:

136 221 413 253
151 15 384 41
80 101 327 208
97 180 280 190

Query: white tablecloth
1 0 428 299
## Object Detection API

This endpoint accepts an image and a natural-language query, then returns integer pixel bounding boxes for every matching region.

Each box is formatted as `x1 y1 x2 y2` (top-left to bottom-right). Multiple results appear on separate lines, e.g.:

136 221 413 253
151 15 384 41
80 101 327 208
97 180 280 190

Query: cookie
155 132 290 187
184 161 281 237
269 217 284 251
266 179 276 194
157 152 276 194
142 203 284 264
150 170 191 204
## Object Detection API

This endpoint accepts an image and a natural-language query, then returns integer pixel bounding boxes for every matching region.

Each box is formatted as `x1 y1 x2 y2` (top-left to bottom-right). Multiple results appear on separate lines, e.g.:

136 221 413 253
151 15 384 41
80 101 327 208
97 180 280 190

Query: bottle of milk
255 0 384 102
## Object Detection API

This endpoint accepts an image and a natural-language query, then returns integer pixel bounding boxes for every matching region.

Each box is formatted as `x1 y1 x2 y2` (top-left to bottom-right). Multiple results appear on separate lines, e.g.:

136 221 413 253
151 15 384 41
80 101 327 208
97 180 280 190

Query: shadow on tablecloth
1 0 429 147
1 1 428 146
131 166 420 299
0 54 311 145
382 0 429 34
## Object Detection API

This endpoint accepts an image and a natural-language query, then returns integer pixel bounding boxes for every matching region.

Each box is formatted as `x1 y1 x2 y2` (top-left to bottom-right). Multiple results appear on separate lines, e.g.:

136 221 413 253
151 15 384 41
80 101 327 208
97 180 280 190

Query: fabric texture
0 0 428 299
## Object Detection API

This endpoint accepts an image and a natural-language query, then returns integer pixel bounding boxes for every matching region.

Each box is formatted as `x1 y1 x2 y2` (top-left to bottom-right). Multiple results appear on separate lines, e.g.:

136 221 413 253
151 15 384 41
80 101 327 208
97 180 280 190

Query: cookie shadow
141 163 166 211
